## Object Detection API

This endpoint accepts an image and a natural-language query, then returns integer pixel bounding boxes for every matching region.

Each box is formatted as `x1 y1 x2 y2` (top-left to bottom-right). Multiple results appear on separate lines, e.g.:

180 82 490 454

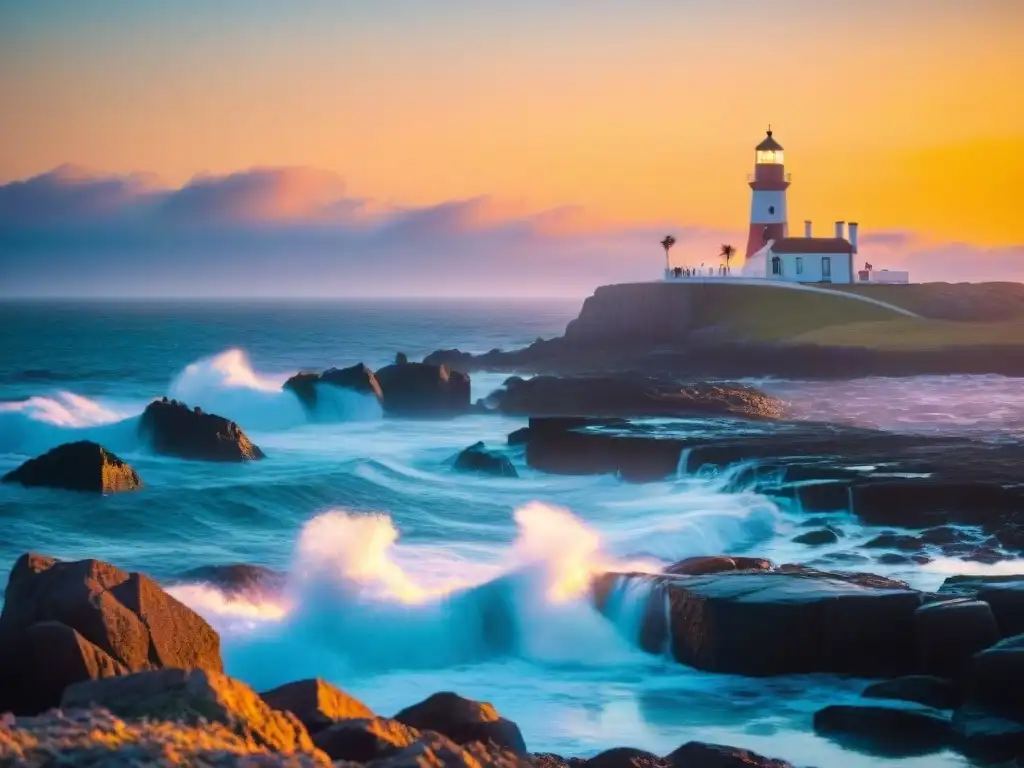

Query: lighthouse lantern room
745 127 791 260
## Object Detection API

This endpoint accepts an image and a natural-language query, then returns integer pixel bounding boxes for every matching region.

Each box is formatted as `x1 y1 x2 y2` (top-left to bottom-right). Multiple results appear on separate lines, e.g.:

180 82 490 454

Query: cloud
0 166 1020 297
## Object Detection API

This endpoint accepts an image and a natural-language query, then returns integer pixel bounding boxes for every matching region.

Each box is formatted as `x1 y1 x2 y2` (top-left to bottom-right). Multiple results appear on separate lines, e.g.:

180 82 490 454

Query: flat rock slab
596 567 924 676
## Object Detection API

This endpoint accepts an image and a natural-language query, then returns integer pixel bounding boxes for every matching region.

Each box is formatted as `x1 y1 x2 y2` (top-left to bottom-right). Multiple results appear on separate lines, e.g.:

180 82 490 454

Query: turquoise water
1 298 1006 766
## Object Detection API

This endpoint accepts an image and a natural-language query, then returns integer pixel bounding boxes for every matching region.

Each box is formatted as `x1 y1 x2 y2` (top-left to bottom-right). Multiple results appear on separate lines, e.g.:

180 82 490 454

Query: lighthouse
744 127 790 259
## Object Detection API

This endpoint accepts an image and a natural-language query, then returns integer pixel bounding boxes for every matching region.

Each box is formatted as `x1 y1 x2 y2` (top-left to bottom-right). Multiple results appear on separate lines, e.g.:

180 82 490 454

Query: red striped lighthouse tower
744 127 790 259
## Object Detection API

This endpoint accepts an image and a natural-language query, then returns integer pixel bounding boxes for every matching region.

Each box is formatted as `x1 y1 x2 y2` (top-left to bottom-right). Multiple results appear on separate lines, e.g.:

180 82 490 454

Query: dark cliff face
564 283 697 344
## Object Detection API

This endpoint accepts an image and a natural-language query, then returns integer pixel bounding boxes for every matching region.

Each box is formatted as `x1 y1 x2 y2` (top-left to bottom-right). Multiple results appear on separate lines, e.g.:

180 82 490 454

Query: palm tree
720 244 736 275
661 235 676 272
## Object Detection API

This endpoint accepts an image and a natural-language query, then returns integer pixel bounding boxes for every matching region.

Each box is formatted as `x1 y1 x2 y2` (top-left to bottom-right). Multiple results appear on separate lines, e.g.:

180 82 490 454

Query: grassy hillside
830 282 1024 321
793 317 1024 349
684 283 905 342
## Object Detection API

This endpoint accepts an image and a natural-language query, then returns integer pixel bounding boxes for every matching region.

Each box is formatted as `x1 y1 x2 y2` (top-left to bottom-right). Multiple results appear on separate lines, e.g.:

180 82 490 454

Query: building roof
771 237 853 254
756 130 784 151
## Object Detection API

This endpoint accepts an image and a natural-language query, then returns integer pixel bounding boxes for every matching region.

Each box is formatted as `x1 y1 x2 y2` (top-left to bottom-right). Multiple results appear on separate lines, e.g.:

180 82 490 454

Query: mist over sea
3 298 1022 767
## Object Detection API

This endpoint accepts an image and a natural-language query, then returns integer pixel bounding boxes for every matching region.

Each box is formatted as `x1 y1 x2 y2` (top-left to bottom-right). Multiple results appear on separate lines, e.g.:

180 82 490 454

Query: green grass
829 282 1024 321
792 317 1024 349
684 283 906 342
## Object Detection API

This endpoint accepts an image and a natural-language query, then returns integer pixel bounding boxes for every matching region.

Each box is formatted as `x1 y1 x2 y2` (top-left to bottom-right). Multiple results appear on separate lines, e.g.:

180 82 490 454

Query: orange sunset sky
2 0 1024 296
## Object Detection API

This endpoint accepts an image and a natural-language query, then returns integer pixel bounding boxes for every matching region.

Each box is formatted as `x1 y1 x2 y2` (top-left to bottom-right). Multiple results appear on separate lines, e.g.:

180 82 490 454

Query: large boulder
0 707 330 766
939 575 1024 637
139 398 264 461
393 691 527 755
915 599 1001 678
813 702 952 757
375 362 470 416
312 717 421 762
61 668 317 756
260 678 374 735
0 553 223 714
952 703 1024 763
453 442 518 478
284 363 383 411
584 747 665 768
964 633 1024 711
665 741 794 768
2 441 141 493
488 376 783 420
593 566 923 676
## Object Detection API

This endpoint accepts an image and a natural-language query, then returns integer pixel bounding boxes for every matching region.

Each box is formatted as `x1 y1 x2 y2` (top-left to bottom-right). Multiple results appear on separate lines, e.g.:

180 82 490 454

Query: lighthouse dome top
756 129 784 152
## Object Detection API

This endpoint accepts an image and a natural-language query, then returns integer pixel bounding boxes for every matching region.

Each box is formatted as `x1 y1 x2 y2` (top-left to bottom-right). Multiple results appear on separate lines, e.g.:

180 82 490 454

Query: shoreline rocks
487 375 784 420
1 440 141 493
375 360 471 416
284 363 384 411
139 398 265 461
454 442 518 478
0 553 222 715
285 360 471 417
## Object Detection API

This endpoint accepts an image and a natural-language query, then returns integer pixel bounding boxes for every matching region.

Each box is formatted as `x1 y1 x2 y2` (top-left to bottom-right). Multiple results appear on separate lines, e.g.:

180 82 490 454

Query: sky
1 0 1022 297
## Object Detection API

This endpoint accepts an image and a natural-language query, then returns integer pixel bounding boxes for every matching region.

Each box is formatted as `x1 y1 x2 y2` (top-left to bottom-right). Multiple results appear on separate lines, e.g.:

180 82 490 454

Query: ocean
2 298 1022 767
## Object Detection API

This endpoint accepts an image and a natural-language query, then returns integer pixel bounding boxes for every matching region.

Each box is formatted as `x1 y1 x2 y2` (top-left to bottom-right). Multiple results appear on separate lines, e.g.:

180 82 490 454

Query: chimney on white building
848 222 859 253
834 221 845 239
804 220 812 237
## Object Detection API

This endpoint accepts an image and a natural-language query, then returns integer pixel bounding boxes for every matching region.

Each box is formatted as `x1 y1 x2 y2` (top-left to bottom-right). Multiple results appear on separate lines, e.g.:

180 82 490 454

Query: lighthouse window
768 205 776 215
796 257 804 274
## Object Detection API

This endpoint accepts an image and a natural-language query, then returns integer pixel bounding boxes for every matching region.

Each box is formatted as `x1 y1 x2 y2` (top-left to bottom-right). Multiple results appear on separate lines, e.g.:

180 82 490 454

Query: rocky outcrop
260 678 374 735
0 553 222 715
665 741 795 768
454 442 518 478
139 398 264 461
425 282 1024 379
938 576 1024 636
0 707 330 767
284 364 384 411
375 362 471 416
2 441 141 493
488 376 783 420
914 599 1001 678
813 703 952 757
312 717 421 762
592 564 924 676
393 691 528 755
62 667 317 755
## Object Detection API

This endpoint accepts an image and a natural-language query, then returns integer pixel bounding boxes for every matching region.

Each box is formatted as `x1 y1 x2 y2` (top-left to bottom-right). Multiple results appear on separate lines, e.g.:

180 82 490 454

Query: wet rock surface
593 564 924 677
812 702 952 757
487 375 784 420
454 442 518 478
375 361 471 416
513 416 1024 558
2 440 142 493
140 398 265 461
284 363 384 410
